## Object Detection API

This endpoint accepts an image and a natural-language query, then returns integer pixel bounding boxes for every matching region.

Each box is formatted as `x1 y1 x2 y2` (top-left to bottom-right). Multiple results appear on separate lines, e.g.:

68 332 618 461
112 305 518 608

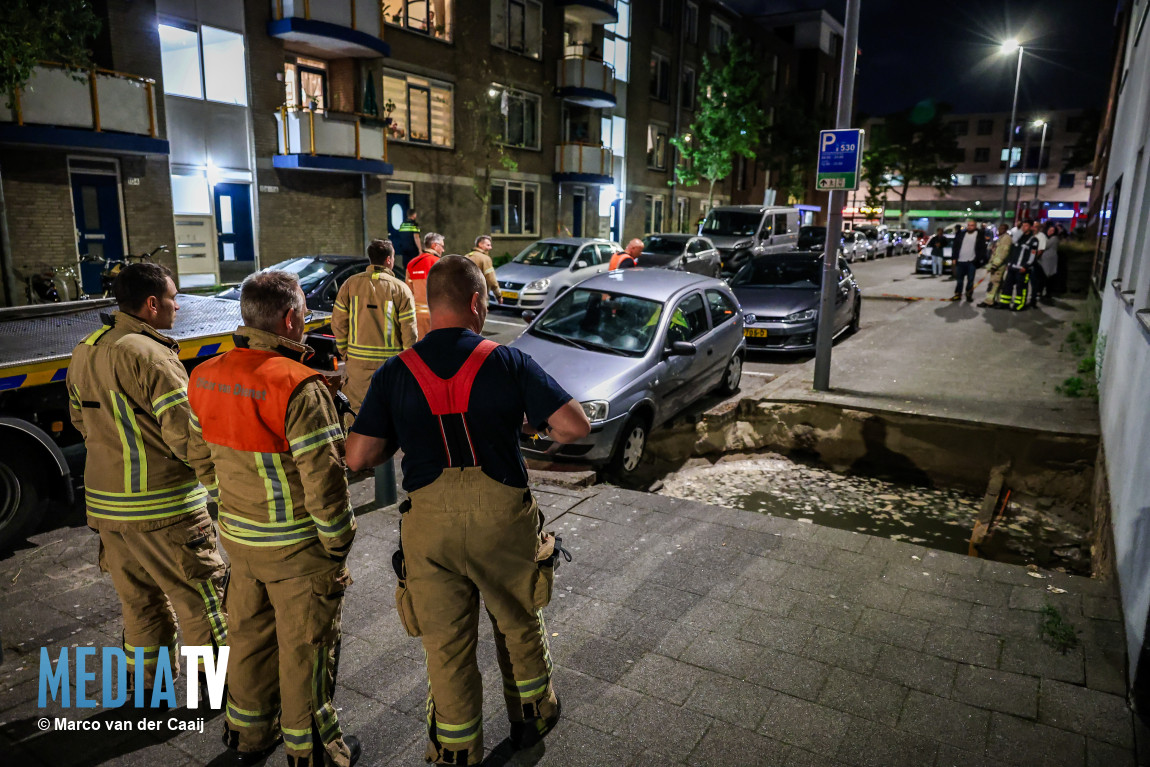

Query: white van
698 205 801 272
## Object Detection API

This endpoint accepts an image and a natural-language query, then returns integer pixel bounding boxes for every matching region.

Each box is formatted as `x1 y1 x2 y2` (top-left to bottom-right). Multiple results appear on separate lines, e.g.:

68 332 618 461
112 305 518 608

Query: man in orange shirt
608 238 643 271
406 232 445 338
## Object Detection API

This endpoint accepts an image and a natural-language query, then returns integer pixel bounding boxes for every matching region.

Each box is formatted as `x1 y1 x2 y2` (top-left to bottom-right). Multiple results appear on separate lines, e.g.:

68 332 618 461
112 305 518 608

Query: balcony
556 57 616 109
559 0 618 25
274 107 394 175
0 64 167 155
553 143 613 184
268 0 390 58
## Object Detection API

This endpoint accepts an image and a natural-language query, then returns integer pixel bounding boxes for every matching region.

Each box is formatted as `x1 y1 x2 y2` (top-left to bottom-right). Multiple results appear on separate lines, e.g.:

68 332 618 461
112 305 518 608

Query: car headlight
525 278 551 292
581 400 609 422
784 309 817 322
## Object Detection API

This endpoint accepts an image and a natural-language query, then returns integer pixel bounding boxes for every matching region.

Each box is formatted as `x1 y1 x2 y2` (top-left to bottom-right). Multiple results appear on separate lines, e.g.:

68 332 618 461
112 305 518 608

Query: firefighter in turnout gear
998 220 1040 311
331 239 417 420
66 263 227 696
188 271 361 767
465 234 500 304
345 256 591 766
406 231 444 339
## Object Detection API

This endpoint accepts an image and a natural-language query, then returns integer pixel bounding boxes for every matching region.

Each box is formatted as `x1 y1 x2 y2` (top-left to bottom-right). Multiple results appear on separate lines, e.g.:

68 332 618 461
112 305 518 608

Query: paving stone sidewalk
0 480 1140 767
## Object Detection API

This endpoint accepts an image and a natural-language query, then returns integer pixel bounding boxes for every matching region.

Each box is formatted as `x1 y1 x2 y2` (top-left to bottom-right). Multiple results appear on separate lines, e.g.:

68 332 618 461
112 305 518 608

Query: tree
670 37 766 208
0 0 100 107
761 96 832 205
859 103 962 224
463 89 519 222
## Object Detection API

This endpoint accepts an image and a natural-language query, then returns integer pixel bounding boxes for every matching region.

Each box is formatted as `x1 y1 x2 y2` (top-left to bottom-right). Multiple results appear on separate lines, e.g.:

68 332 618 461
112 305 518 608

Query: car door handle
707 348 713 356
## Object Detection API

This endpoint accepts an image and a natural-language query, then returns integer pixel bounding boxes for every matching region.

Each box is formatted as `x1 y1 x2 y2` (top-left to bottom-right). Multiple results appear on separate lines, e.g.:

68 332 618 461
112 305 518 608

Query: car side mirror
665 340 697 357
521 310 537 322
573 260 589 270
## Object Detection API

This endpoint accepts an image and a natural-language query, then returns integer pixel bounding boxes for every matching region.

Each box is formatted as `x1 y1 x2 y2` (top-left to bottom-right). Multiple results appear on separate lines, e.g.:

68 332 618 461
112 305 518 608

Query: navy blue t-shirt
351 328 573 493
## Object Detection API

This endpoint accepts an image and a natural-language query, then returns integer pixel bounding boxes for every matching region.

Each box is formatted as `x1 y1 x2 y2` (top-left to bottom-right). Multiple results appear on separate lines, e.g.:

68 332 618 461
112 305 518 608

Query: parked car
699 205 800 274
493 237 620 311
854 225 882 258
915 234 956 274
733 253 861 353
638 234 722 277
510 269 745 480
796 226 851 262
216 255 366 312
844 230 870 262
890 229 914 254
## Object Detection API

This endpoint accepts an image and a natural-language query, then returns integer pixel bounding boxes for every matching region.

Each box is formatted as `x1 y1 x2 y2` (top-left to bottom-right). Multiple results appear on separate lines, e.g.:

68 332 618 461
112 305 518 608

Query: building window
383 70 454 147
974 147 990 163
1000 146 1021 166
681 67 696 110
489 86 540 149
159 22 248 106
647 123 668 170
1059 173 1076 188
644 194 665 234
976 118 994 135
386 0 454 41
685 2 699 43
710 18 731 51
1085 174 1095 188
949 120 969 136
971 175 987 186
771 55 780 93
657 0 673 28
650 51 670 101
284 57 328 111
490 181 539 236
492 0 543 59
675 197 690 233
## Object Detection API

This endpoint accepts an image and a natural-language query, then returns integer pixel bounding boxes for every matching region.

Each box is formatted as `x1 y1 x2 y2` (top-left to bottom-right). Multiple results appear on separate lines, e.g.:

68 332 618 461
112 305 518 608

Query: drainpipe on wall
0 161 16 306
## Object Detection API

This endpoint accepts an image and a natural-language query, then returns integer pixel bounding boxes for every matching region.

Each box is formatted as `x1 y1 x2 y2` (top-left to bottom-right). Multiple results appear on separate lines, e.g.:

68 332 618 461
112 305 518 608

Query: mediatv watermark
37 645 228 729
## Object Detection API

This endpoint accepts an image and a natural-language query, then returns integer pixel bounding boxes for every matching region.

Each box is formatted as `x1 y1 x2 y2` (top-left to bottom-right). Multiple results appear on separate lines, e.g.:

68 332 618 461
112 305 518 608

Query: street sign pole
814 0 861 393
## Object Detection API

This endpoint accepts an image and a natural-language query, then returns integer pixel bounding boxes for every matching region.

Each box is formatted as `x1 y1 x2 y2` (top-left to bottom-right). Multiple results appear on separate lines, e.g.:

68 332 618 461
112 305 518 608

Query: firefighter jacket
331 265 417 364
465 249 499 296
406 252 440 339
66 311 214 531
187 327 355 557
989 232 1013 273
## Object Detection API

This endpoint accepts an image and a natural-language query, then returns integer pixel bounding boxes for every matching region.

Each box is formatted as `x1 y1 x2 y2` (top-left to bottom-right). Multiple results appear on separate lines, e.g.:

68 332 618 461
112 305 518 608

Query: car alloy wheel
621 424 646 472
718 353 743 395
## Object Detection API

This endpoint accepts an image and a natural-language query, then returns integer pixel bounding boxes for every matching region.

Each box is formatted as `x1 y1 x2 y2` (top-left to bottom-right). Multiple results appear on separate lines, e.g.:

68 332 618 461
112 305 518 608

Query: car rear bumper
518 412 628 465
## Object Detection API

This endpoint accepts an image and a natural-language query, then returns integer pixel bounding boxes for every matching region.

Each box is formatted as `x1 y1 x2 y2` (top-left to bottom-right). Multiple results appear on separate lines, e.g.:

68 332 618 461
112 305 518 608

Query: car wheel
0 452 43 553
849 297 861 334
609 415 649 480
716 352 743 395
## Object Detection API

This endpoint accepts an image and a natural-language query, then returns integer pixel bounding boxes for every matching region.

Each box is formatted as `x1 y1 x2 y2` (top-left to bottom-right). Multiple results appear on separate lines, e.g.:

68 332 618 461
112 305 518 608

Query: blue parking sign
816 129 864 191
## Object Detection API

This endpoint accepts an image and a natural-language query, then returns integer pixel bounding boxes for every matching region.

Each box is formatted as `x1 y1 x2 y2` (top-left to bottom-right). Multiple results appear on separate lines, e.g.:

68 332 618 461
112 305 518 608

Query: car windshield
731 257 821 289
265 258 339 293
532 288 663 356
513 242 579 267
642 236 686 255
701 210 760 237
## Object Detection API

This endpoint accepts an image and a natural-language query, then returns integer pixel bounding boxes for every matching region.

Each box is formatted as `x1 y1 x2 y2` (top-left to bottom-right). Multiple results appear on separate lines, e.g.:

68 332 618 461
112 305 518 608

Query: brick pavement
0 479 1139 766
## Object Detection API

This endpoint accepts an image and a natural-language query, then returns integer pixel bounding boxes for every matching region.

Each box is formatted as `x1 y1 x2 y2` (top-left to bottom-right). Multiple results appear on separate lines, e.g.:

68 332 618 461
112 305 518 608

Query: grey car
638 234 722 277
510 269 746 480
699 205 800 274
493 237 620 311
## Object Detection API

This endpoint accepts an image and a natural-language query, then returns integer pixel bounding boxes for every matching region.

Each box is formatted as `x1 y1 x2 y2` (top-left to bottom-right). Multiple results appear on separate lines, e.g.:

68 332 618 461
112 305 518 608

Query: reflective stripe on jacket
188 327 355 555
66 311 214 529
331 265 417 361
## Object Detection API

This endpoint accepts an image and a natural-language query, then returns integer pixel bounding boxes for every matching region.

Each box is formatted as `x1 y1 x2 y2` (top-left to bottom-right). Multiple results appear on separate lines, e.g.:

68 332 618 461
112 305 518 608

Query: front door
71 172 125 294
213 183 255 282
571 188 585 237
387 190 413 246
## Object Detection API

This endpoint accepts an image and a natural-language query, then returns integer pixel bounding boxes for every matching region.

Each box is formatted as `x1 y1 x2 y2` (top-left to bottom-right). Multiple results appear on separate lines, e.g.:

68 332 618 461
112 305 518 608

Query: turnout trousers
94 507 228 689
980 268 1005 306
402 467 558 766
341 358 385 427
998 268 1031 311
221 540 354 767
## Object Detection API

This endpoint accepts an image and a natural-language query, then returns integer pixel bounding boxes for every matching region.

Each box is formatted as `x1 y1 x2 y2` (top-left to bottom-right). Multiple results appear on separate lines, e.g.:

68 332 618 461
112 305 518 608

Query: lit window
159 22 247 106
491 0 542 59
383 70 454 147
284 57 328 111
490 180 539 236
386 0 455 42
159 23 202 99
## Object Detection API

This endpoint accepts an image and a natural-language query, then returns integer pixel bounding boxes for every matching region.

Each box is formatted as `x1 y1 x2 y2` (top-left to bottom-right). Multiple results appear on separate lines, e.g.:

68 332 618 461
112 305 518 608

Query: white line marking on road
743 372 776 377
484 319 527 328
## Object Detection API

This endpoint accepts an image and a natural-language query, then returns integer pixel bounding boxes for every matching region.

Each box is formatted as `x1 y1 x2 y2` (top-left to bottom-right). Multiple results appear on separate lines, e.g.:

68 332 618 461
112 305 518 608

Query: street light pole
999 42 1023 227
1034 120 1048 201
813 0 860 393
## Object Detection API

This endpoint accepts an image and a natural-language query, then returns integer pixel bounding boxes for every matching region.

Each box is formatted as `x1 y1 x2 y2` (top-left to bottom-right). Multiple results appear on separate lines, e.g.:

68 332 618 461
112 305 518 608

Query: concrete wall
1096 2 1150 696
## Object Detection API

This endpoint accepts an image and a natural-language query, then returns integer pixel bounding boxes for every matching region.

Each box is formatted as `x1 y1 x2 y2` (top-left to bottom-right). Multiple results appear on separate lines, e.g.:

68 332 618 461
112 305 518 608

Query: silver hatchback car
493 237 620 311
510 269 746 480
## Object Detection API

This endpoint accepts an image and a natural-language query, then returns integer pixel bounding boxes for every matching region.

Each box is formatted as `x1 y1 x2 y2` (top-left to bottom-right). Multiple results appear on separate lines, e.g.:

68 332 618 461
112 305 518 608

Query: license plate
500 290 519 300
744 328 769 338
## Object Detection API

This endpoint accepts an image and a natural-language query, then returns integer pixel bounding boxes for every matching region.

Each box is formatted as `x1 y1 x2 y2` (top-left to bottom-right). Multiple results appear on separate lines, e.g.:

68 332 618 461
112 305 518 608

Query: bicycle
82 244 169 298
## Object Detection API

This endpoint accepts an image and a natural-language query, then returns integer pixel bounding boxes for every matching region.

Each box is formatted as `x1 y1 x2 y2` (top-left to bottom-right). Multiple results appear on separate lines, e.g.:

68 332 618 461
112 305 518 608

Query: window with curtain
383 70 454 147
490 86 541 149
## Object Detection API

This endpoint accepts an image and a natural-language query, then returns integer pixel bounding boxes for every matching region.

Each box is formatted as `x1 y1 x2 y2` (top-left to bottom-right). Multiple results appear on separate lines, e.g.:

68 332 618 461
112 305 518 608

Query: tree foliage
0 0 101 107
671 37 766 208
860 103 961 221
463 90 519 218
761 96 832 205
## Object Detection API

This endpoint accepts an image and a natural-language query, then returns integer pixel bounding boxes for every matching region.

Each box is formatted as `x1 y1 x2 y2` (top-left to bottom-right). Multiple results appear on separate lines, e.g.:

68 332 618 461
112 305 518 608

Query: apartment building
0 0 839 306
855 109 1095 232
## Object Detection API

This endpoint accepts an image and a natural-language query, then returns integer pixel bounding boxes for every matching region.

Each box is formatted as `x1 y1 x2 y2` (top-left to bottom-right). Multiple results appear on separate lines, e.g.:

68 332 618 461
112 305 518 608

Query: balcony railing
0 63 157 138
276 106 390 162
554 142 613 181
556 57 617 108
269 0 388 58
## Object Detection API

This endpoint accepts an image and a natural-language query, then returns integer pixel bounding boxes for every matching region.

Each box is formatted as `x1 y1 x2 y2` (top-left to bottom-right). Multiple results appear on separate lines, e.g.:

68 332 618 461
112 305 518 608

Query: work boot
510 698 562 749
223 728 282 765
965 292 974 302
345 735 362 766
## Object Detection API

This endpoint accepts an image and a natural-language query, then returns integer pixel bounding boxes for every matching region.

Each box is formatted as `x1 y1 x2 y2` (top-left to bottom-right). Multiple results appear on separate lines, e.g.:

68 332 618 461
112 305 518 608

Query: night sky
727 0 1121 116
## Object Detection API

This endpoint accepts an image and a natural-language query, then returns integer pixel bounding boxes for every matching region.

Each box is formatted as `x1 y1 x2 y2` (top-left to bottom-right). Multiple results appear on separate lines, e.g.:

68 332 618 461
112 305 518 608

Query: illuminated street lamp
1033 119 1048 201
999 38 1024 226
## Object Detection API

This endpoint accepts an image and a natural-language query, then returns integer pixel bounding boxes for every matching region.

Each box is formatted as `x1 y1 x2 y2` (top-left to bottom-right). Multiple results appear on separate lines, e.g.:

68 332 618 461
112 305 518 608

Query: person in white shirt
950 219 987 302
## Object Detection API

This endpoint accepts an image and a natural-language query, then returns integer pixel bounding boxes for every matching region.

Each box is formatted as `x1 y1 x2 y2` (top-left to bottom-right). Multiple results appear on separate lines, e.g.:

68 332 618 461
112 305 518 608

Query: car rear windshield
642 236 686 255
731 257 821 289
513 242 579 267
532 288 663 356
267 258 339 293
797 227 826 248
701 210 760 237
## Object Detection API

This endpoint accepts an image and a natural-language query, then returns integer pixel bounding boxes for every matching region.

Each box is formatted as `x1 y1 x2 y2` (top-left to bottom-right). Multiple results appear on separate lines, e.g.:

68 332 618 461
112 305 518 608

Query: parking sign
816 129 864 191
